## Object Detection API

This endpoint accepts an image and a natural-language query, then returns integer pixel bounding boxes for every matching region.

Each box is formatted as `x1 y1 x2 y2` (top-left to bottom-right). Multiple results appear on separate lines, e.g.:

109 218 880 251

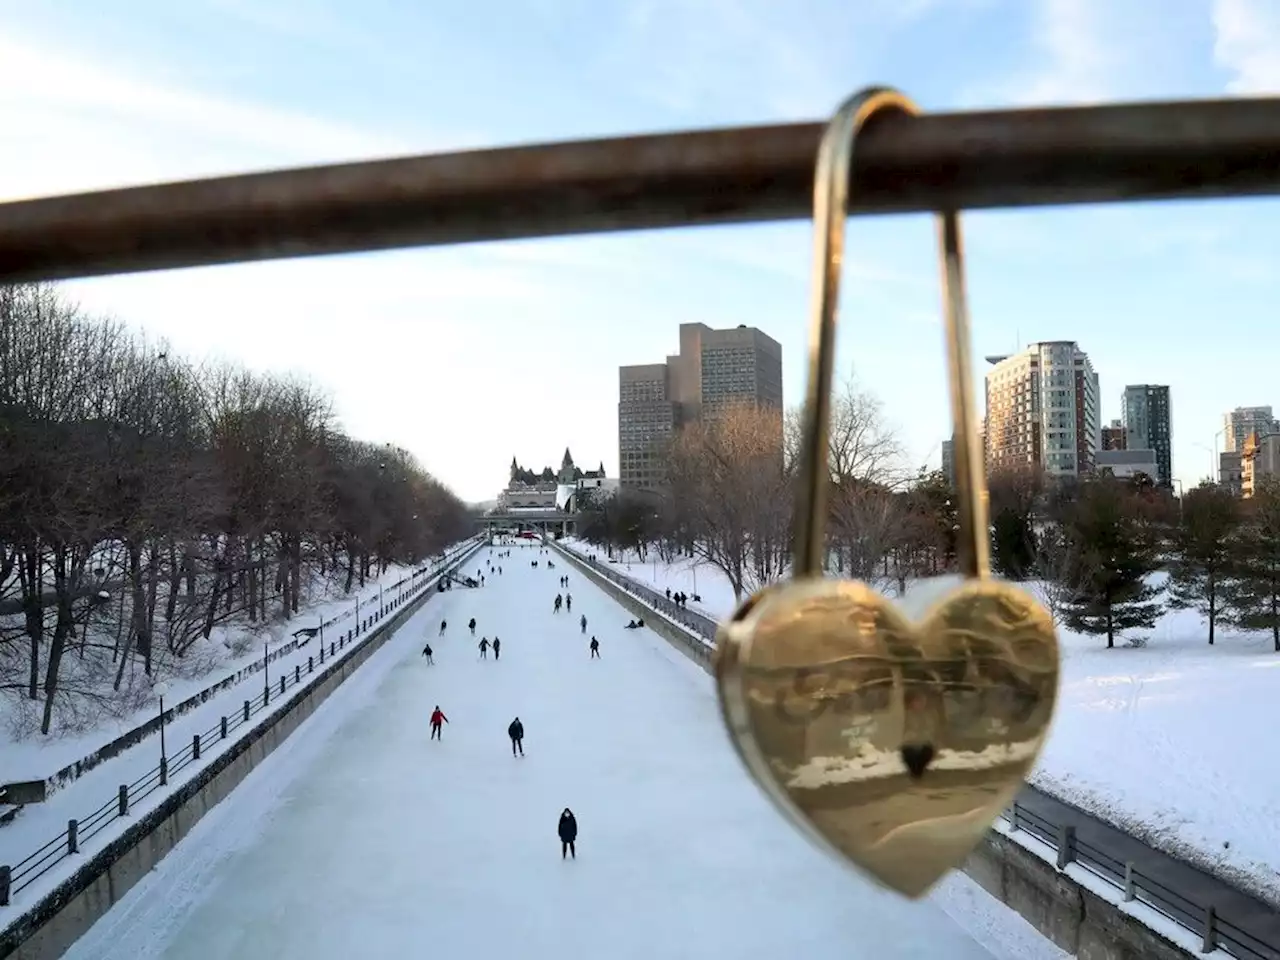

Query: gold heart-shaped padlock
713 87 1060 899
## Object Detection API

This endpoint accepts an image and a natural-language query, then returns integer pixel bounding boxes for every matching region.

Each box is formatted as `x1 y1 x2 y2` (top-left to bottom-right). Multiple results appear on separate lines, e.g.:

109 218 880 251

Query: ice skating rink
62 544 1065 960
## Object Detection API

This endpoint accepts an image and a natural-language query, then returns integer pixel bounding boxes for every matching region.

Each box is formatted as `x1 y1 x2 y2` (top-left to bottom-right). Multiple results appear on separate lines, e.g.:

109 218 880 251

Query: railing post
1056 825 1075 869
279 676 285 696
0 864 10 906
309 655 314 672
118 784 129 816
67 819 78 854
221 716 228 739
1202 906 1217 953
192 734 201 761
243 699 250 722
159 757 168 786
1123 862 1136 901
320 645 325 664
295 664 300 683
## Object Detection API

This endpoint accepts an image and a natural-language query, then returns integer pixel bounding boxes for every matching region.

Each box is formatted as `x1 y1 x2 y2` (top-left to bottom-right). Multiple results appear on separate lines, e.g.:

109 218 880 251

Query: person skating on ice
469 617 477 635
430 705 448 740
589 636 599 658
421 643 434 664
558 808 578 859
565 593 572 613
492 637 501 660
439 619 447 636
580 614 587 635
508 716 524 757
479 637 489 659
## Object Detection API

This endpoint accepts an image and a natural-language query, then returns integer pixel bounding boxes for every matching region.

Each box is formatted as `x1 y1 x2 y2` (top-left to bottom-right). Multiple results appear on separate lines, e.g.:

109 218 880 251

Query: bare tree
667 402 790 601
0 282 472 736
785 369 907 576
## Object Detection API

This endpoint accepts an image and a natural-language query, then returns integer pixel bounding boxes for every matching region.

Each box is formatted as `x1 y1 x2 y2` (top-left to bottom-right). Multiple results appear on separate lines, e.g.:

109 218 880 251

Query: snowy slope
59 542 1064 960
582 541 1280 904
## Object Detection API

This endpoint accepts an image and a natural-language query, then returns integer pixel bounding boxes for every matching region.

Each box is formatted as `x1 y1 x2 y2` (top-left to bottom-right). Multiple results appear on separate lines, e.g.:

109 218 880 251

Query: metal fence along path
551 541 1280 960
0 537 482 914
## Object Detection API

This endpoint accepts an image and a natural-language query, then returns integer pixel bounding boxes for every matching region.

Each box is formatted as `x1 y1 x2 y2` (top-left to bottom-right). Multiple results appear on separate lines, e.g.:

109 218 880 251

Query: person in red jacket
430 705 448 740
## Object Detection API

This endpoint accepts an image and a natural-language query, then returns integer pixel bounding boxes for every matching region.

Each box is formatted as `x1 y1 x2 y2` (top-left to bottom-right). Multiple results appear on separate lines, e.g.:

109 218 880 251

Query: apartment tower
984 341 1100 479
1122 385 1173 487
1223 406 1279 453
618 322 783 491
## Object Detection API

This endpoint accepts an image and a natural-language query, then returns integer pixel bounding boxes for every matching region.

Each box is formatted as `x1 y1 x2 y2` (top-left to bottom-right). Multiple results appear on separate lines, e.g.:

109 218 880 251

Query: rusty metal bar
1 96 1279 284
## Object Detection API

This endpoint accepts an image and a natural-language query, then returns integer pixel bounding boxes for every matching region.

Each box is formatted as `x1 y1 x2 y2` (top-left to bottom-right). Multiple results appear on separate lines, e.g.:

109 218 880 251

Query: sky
2 0 1280 502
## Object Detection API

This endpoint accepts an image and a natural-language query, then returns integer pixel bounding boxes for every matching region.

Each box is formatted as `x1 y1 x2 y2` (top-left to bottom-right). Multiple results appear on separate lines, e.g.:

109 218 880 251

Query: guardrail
553 540 1279 960
0 536 483 911
22 548 475 802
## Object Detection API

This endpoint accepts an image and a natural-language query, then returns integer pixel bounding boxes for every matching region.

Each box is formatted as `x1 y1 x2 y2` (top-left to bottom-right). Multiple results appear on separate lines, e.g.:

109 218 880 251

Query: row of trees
1 284 470 735
577 372 1280 651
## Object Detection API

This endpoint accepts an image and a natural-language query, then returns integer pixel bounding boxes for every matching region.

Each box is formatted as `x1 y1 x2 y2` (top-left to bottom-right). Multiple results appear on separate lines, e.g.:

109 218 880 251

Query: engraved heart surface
715 577 1059 898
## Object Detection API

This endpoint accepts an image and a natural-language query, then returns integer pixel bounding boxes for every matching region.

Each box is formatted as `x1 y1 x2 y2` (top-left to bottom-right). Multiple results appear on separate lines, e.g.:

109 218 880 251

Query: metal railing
552 540 1279 959
5 91 1280 955
0 536 483 912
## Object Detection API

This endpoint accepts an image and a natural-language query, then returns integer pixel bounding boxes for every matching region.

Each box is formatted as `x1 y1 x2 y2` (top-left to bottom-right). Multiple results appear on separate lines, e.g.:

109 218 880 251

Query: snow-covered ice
578 541 1280 905
59 542 1065 960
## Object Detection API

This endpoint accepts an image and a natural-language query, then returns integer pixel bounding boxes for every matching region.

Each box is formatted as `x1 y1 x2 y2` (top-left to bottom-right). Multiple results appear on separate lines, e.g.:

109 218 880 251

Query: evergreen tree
1221 476 1280 652
988 469 1043 580
1167 482 1239 645
1060 476 1164 648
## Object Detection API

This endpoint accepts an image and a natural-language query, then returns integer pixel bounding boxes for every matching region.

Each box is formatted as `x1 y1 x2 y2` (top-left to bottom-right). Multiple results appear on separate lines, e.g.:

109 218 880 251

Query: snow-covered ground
57 542 1065 960
0 539 483 918
2 559 425 782
573 539 1280 905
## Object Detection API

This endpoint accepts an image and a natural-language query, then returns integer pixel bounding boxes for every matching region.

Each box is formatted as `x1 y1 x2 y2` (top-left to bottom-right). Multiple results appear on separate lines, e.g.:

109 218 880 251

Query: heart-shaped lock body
715 577 1059 898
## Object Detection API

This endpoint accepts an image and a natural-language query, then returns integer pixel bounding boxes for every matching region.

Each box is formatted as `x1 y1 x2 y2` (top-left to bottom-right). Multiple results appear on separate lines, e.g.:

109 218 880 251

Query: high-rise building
1242 433 1280 498
618 323 783 491
984 341 1100 479
1101 419 1127 451
1122 385 1172 487
940 438 956 486
1223 407 1279 454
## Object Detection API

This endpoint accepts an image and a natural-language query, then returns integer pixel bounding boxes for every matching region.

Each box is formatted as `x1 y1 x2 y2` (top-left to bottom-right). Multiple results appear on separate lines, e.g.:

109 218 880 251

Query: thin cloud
1213 0 1280 93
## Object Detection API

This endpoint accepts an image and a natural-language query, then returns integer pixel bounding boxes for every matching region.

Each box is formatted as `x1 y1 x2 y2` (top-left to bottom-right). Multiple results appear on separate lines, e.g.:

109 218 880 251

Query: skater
580 614 587 634
508 716 524 757
439 619 447 636
493 637 501 660
558 808 578 859
481 575 486 586
422 643 434 664
589 636 599 658
566 593 572 613
479 637 490 659
469 617 477 636
554 594 562 614
430 705 448 740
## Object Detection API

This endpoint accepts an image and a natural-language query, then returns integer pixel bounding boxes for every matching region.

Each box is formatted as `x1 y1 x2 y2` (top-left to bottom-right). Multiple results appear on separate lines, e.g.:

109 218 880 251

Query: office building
941 438 955 486
984 341 1100 479
1122 385 1172 487
618 323 783 491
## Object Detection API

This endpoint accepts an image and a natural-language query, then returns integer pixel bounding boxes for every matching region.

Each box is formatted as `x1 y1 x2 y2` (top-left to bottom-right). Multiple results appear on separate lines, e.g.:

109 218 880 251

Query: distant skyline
3 1 1279 501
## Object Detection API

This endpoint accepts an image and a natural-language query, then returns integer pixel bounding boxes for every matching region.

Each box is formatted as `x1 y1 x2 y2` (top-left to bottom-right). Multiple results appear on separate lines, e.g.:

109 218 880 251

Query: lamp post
263 641 270 703
154 681 170 784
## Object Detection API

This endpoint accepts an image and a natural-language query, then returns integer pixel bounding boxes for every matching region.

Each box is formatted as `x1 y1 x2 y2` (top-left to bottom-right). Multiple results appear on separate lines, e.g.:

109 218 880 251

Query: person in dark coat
478 637 489 659
492 636 501 660
469 617 477 635
421 643 434 664
589 637 599 659
558 808 578 859
508 716 524 757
